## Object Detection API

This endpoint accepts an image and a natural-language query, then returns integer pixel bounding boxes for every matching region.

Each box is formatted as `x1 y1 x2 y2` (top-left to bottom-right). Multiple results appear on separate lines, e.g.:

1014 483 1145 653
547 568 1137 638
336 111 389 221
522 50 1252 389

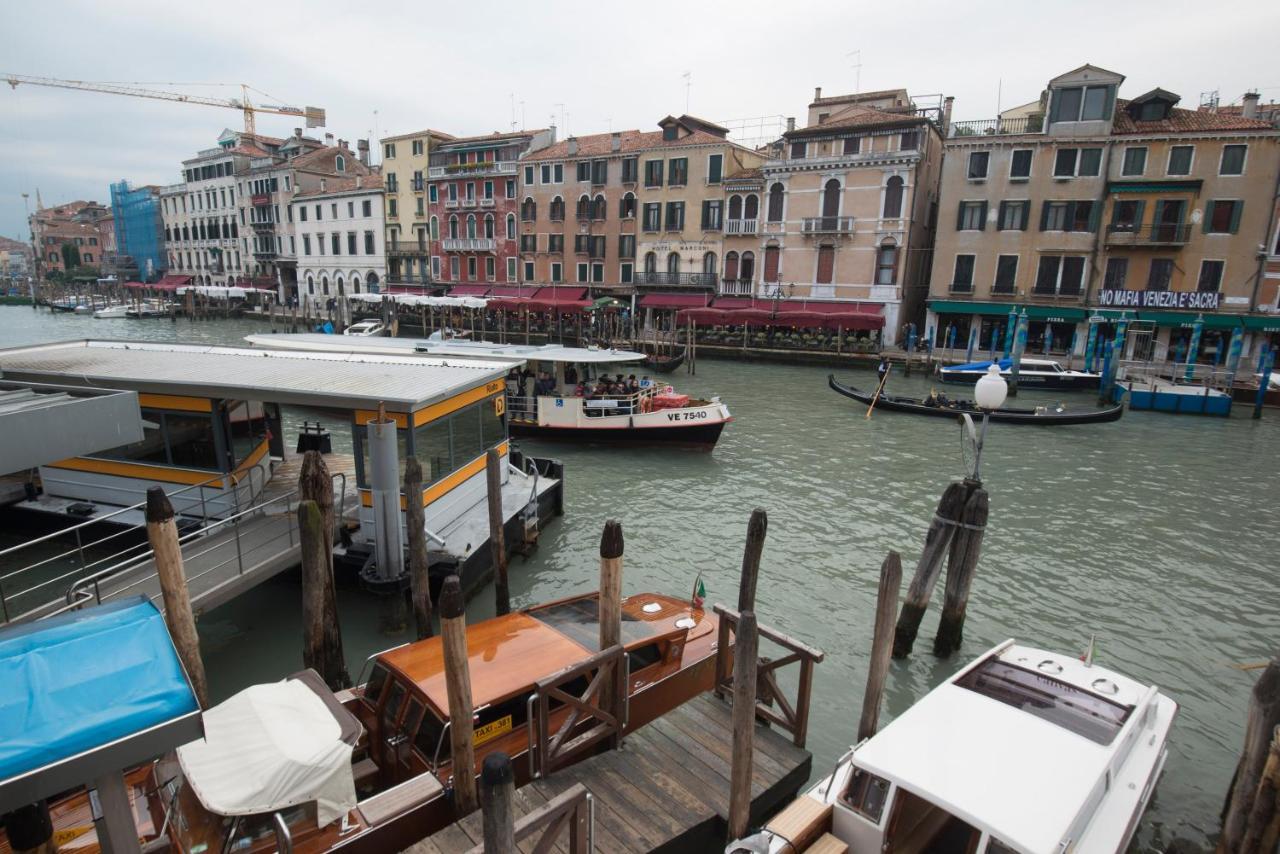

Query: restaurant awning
486 285 537 298
1134 311 1245 329
446 285 492 297
530 287 588 301
1242 315 1280 332
676 303 884 330
639 293 713 309
929 300 1088 322
487 296 592 313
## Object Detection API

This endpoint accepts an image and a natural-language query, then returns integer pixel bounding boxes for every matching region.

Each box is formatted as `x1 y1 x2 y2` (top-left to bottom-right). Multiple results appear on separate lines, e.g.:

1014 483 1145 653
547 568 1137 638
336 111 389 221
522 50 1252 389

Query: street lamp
967 364 1008 482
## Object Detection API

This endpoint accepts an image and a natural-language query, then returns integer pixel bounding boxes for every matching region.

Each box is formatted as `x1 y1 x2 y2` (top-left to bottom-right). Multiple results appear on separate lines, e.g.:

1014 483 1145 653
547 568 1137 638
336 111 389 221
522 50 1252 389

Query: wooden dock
405 692 812 854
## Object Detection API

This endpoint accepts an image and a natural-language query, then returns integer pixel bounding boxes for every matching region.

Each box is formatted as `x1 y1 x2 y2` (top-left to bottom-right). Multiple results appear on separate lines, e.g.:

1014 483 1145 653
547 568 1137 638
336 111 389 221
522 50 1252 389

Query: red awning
639 293 713 310
675 307 734 324
447 285 492 296
486 285 537 298
710 297 763 309
487 297 592 313
676 303 884 330
530 286 588 301
773 300 881 315
122 281 147 289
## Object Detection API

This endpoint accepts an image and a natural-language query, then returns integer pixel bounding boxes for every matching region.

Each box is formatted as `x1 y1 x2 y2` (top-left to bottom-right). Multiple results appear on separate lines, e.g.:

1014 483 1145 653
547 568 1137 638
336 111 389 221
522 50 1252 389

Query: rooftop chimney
357 139 370 166
549 123 557 144
324 133 335 146
786 117 796 133
814 86 822 101
320 178 327 192
611 132 622 153
1243 91 1260 120
942 96 955 133
567 137 578 156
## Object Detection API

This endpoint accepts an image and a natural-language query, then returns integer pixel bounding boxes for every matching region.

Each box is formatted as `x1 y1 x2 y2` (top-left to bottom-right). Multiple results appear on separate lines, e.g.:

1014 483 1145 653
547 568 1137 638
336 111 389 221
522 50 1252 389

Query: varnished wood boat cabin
138 591 720 853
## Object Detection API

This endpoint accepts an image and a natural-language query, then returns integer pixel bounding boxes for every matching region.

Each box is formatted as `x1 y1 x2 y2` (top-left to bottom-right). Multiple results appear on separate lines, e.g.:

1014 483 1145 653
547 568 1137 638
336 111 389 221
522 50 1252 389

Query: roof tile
1111 100 1275 135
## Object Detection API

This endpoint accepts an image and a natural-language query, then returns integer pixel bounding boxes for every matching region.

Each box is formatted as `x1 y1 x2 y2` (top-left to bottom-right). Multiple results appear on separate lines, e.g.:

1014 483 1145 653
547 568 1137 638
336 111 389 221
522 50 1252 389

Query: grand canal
2 305 1276 848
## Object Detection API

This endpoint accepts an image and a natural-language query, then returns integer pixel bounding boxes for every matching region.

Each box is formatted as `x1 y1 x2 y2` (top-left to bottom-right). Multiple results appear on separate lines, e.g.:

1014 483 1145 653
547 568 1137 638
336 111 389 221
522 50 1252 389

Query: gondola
828 375 1124 425
642 345 687 374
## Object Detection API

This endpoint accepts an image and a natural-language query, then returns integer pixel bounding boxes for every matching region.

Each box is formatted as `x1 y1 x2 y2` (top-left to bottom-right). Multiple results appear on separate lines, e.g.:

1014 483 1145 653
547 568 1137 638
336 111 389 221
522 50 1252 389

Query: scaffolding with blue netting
110 180 166 282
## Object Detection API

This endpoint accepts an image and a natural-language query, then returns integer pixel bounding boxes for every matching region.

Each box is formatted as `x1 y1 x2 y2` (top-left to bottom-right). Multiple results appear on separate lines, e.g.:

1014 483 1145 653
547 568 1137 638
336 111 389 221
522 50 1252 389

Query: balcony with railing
387 245 429 258
726 219 758 236
479 198 496 208
633 272 718 288
947 116 1044 138
1105 224 1192 247
250 192 270 206
801 216 855 235
718 279 754 296
428 161 519 179
444 199 459 209
411 178 425 192
442 237 496 252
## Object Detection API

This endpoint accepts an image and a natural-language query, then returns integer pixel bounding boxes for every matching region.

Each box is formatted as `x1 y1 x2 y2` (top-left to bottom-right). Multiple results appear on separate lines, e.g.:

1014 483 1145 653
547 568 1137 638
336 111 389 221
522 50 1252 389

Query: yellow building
380 129 454 287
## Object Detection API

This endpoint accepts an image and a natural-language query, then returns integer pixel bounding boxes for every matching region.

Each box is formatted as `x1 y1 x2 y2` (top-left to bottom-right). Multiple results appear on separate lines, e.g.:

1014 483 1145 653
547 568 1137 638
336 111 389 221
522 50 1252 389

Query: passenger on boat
574 381 587 397
640 375 654 388
627 375 640 394
565 364 579 386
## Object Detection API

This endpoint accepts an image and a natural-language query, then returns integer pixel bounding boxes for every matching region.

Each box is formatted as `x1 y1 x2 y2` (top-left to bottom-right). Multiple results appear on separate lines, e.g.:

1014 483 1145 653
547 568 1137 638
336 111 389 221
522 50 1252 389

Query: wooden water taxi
940 357 1099 391
4 590 719 853
245 333 734 450
829 376 1124 426
729 641 1176 854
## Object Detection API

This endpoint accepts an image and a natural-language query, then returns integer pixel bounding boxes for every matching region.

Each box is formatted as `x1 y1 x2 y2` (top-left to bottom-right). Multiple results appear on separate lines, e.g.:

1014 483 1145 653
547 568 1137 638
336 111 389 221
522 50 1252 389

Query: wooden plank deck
404 692 812 854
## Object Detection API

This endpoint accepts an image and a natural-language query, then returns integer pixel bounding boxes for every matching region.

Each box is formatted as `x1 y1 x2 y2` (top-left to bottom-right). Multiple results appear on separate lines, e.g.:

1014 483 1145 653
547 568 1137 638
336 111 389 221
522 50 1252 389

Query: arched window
620 192 636 218
484 214 495 239
767 183 785 222
883 176 904 219
666 252 681 275
367 272 380 292
449 215 459 239
724 251 739 281
351 275 361 294
822 179 841 219
550 196 564 221
321 276 329 296
740 251 756 282
876 240 899 286
467 215 477 239
744 194 759 220
764 244 780 282
335 154 346 172
593 194 606 220
728 195 743 220
521 197 536 221
506 213 516 240
306 275 314 294
430 216 439 241
644 251 657 274
336 276 345 295
577 194 591 220
702 252 717 276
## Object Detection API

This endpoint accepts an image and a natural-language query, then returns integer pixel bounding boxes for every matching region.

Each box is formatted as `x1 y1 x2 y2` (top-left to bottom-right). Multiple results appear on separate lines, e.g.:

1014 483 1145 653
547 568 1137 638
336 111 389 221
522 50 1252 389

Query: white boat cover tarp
348 293 487 309
177 679 355 828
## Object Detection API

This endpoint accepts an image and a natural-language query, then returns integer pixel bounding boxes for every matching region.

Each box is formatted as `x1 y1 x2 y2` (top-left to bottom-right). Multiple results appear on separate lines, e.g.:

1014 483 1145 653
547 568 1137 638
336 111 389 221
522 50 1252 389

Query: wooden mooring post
299 452 350 689
738 508 766 612
859 551 902 742
893 481 970 658
479 752 515 853
486 449 510 616
440 575 479 814
404 458 434 640
933 485 989 657
145 487 209 708
727 609 759 842
1220 658 1280 853
599 520 623 722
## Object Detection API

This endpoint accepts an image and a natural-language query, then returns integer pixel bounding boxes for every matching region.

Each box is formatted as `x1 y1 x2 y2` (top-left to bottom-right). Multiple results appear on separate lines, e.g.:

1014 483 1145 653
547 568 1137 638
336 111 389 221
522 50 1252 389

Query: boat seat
352 756 379 788
764 796 832 854
356 772 444 826
805 833 848 854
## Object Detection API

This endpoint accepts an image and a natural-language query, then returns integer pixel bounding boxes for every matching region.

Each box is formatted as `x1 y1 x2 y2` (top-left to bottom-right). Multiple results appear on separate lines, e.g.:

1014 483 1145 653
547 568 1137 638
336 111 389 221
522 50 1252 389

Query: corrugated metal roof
0 341 511 412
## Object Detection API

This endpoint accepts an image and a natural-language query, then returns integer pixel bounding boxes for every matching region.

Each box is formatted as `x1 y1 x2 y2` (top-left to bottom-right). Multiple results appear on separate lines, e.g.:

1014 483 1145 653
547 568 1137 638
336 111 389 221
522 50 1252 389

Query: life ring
640 396 652 414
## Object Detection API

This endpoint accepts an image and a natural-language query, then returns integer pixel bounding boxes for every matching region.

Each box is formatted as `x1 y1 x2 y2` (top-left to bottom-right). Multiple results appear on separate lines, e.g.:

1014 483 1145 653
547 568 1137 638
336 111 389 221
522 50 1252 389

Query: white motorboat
729 640 1176 854
343 319 387 336
940 357 1099 390
92 304 131 319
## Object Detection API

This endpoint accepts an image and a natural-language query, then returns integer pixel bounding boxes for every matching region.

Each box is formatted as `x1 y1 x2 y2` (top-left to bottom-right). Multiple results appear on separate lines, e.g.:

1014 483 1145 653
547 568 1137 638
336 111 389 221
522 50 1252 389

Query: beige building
379 128 455 287
928 64 1280 362
757 87 948 343
517 115 763 294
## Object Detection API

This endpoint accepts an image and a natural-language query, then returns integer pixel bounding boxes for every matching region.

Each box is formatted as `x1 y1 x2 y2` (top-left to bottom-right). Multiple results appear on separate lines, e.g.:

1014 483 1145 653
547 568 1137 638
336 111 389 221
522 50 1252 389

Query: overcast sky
2 0 1277 241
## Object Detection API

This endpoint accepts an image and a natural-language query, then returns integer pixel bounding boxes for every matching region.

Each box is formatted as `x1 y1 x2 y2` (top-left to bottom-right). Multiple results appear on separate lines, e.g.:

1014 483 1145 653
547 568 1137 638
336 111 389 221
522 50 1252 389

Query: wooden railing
713 604 825 748
464 783 592 854
529 644 626 778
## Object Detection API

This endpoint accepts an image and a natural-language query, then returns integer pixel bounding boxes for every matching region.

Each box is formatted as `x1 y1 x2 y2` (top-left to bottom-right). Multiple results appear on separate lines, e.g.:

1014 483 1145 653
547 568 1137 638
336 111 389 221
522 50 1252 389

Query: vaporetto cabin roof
0 340 514 413
244 332 648 366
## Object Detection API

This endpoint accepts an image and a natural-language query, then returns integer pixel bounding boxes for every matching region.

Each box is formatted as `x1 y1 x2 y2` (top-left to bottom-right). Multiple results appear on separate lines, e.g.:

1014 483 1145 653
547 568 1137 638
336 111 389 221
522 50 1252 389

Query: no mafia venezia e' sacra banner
1097 288 1221 311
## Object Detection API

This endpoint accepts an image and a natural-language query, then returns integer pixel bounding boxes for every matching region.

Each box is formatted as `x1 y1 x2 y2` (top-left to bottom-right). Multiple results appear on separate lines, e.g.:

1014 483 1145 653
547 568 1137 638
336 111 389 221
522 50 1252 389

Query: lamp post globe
974 364 1008 410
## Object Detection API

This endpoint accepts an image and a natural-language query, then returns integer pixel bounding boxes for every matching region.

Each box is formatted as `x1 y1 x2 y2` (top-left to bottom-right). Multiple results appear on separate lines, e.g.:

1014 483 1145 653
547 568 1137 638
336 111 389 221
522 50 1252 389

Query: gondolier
876 356 890 385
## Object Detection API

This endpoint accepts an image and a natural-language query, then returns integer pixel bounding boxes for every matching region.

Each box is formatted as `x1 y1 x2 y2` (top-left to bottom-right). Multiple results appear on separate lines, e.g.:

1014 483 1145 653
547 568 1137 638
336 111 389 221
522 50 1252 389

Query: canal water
3 305 1277 848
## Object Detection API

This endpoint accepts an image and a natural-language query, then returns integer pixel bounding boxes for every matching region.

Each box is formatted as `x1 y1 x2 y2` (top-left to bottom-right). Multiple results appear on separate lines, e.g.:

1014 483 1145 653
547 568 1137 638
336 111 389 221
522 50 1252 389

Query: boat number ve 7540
666 410 708 421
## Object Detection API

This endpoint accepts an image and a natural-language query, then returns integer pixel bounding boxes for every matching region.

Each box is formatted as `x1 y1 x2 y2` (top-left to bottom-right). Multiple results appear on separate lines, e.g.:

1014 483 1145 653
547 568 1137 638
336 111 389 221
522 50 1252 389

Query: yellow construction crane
4 74 325 138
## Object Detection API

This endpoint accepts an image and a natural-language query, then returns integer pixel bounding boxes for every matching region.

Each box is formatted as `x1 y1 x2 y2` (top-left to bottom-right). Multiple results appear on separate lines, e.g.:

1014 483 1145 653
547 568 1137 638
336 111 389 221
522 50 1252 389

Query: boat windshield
956 658 1131 745
532 598 656 648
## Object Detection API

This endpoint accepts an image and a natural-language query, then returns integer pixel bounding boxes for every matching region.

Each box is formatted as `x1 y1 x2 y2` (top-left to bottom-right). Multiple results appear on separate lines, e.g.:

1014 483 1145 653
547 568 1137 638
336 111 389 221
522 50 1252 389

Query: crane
4 74 325 138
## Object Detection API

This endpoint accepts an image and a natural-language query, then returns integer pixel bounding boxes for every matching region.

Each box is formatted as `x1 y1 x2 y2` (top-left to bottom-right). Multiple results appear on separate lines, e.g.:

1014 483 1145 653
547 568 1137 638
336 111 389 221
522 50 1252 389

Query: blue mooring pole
1008 310 1029 397
1084 319 1099 373
965 326 977 364
1255 347 1276 420
1184 315 1205 382
1004 309 1017 356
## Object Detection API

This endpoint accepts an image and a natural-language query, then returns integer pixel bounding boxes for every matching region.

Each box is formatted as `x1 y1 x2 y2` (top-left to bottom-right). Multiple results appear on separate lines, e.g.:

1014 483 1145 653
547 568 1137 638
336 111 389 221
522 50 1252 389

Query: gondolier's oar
866 366 891 419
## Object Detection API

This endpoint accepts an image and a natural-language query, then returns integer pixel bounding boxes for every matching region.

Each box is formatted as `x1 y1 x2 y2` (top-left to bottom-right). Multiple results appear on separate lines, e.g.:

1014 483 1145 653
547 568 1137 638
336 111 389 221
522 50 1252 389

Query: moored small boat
829 375 1123 425
642 345 687 374
1116 378 1233 416
343 319 387 336
729 640 1176 854
940 357 1099 390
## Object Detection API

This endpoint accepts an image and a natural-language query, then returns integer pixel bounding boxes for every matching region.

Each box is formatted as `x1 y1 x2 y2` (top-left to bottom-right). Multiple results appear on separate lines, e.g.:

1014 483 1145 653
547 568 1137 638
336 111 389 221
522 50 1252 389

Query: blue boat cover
945 357 1013 373
0 596 199 782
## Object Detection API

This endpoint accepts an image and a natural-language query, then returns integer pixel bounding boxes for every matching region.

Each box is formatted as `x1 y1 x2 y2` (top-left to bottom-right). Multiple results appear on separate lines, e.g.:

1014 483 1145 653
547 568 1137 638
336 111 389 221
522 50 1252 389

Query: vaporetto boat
940 357 1100 391
245 333 733 450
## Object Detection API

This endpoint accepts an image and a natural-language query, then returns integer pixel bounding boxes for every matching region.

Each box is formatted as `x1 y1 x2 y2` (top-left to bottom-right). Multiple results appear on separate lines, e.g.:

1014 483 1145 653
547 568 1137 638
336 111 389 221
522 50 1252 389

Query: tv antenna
683 71 692 112
846 50 862 93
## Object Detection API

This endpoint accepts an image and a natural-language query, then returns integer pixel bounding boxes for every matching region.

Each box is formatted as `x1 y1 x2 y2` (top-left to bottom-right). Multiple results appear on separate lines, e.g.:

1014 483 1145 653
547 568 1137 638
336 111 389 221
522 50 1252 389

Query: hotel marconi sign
1097 288 1221 311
